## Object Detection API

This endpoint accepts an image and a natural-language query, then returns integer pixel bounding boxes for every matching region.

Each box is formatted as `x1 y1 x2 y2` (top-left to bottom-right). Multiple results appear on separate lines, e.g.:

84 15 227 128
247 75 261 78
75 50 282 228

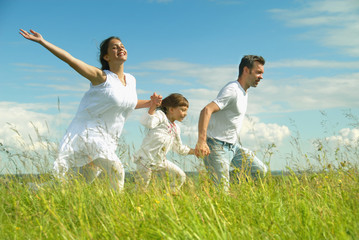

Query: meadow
1 164 358 239
1 113 359 239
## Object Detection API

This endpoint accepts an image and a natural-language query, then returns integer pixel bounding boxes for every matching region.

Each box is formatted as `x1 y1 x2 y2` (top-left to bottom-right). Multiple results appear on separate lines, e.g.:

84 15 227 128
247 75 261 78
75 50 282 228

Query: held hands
19 29 43 43
150 92 162 108
194 141 210 158
148 92 162 115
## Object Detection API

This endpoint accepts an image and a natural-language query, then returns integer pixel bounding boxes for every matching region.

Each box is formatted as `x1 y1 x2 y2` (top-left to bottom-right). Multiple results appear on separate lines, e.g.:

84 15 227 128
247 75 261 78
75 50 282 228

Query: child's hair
99 36 122 70
159 93 189 114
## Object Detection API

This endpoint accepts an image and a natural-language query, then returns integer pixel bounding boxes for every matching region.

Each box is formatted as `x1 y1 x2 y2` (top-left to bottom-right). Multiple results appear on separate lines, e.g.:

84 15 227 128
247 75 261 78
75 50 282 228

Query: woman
19 29 161 191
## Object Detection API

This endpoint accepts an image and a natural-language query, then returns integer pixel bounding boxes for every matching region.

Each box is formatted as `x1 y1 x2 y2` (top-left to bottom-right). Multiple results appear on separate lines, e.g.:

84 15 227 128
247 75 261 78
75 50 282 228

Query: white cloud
269 0 359 56
250 72 359 114
28 82 89 92
139 59 236 89
14 62 73 74
140 59 196 71
182 88 220 115
136 58 359 114
325 128 359 147
0 102 68 150
172 109 291 151
154 78 191 86
267 59 359 69
240 116 291 150
136 88 152 95
14 63 52 69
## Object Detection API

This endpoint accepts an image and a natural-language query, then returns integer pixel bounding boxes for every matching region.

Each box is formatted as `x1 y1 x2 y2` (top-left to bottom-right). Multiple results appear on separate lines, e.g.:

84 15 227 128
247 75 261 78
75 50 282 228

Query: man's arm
195 102 220 157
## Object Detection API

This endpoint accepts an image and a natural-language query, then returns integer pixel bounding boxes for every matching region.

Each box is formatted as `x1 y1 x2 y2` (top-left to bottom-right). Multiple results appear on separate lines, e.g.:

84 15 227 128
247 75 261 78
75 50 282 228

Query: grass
1 111 359 239
1 166 358 239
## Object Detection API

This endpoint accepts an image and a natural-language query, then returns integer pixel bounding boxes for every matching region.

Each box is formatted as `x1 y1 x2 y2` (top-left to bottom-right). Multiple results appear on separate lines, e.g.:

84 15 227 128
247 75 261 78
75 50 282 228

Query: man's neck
237 77 248 92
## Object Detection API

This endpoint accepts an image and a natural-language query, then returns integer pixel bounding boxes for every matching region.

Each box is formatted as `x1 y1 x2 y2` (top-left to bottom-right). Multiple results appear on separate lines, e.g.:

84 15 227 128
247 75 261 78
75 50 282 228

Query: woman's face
104 38 127 64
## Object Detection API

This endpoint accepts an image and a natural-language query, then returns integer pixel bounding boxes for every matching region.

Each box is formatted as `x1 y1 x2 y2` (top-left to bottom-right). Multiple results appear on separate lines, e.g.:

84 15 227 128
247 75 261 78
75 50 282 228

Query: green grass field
1 166 358 239
1 112 359 239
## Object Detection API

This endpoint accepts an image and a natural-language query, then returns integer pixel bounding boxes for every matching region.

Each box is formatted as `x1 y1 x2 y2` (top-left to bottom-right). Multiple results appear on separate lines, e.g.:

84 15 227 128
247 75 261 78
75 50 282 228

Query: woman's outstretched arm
19 29 106 85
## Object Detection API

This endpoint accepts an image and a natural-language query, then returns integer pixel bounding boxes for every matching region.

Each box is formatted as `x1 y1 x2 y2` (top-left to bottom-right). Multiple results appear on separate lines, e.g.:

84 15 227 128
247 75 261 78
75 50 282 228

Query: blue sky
1 0 359 173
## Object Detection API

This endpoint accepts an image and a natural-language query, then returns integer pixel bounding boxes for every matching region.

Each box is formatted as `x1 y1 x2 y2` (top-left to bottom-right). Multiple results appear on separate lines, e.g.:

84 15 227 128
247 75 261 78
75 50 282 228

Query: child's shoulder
154 109 166 117
146 109 166 122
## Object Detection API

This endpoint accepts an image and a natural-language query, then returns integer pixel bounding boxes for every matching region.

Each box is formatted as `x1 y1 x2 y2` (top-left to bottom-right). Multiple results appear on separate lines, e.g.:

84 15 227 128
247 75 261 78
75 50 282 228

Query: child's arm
139 93 163 129
172 127 194 156
187 149 195 155
148 92 162 115
148 103 157 115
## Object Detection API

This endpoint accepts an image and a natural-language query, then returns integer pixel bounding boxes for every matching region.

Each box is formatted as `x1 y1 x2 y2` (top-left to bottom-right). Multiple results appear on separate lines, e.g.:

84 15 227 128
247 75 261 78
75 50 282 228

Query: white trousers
135 159 186 191
71 158 124 192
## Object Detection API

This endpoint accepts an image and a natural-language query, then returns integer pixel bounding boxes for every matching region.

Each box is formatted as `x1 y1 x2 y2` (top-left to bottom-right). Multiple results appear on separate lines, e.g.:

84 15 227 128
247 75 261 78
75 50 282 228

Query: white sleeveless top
54 70 138 176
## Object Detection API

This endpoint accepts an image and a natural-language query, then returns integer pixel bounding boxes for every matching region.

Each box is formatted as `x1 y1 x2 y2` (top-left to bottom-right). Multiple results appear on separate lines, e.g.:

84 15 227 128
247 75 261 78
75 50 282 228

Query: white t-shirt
207 81 248 144
54 70 138 175
134 110 190 167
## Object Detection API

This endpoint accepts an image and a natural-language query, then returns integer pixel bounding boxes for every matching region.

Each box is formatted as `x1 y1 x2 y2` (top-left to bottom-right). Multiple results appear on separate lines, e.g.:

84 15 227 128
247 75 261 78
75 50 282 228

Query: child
134 93 195 191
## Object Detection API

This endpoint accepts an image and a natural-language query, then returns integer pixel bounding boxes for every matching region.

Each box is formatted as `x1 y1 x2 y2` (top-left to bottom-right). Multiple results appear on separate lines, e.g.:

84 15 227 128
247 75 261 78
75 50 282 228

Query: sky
1 0 359 174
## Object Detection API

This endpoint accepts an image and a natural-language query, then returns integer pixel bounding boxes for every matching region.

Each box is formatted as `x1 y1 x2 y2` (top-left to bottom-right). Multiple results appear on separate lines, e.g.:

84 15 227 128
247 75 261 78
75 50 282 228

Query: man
195 55 268 190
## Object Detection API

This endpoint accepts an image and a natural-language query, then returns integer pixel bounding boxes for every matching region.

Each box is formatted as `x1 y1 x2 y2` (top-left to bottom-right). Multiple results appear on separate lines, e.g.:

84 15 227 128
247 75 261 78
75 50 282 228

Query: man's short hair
238 55 265 77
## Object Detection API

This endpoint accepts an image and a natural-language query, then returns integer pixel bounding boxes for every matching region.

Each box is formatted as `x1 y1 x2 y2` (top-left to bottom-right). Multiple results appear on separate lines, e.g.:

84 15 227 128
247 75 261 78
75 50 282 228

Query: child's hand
188 149 195 155
148 92 162 115
150 92 162 107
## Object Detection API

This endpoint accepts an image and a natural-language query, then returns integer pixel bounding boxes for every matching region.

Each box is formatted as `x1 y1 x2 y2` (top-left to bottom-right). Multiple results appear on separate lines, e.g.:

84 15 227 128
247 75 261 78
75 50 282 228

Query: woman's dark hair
238 55 265 77
99 36 121 70
160 93 189 114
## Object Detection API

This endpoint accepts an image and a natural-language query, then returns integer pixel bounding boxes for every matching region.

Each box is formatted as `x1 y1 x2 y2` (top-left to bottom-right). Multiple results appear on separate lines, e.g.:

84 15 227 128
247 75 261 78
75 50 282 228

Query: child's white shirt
134 110 190 167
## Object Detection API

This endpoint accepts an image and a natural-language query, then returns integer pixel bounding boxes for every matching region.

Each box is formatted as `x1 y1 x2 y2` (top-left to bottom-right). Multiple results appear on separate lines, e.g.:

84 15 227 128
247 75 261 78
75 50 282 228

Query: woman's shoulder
102 70 134 80
124 72 136 82
100 70 114 83
99 71 136 87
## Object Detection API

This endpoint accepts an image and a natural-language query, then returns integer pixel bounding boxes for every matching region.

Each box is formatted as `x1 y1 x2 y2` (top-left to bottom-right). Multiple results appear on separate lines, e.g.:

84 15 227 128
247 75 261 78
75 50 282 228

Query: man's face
247 61 264 88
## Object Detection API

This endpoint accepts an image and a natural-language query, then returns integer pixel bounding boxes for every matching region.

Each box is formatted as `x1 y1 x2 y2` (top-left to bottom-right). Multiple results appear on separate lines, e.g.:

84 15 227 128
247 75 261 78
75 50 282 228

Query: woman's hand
19 29 43 43
19 28 105 85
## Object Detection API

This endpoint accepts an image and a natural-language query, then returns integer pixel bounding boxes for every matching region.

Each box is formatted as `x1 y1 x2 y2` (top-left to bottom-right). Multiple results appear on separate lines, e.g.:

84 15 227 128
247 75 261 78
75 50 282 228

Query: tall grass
1 166 358 239
1 111 359 239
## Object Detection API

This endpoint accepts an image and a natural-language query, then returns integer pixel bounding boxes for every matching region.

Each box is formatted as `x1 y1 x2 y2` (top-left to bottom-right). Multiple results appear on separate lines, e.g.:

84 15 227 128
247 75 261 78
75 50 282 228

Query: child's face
169 106 188 122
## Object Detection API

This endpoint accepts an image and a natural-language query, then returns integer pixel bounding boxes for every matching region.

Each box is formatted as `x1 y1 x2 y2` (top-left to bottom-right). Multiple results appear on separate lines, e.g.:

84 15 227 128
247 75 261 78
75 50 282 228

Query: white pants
135 159 186 191
71 158 124 192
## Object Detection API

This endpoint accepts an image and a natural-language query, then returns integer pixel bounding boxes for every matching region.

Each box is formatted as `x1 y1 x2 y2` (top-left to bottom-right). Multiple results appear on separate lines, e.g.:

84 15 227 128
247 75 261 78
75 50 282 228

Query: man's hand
195 141 210 158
